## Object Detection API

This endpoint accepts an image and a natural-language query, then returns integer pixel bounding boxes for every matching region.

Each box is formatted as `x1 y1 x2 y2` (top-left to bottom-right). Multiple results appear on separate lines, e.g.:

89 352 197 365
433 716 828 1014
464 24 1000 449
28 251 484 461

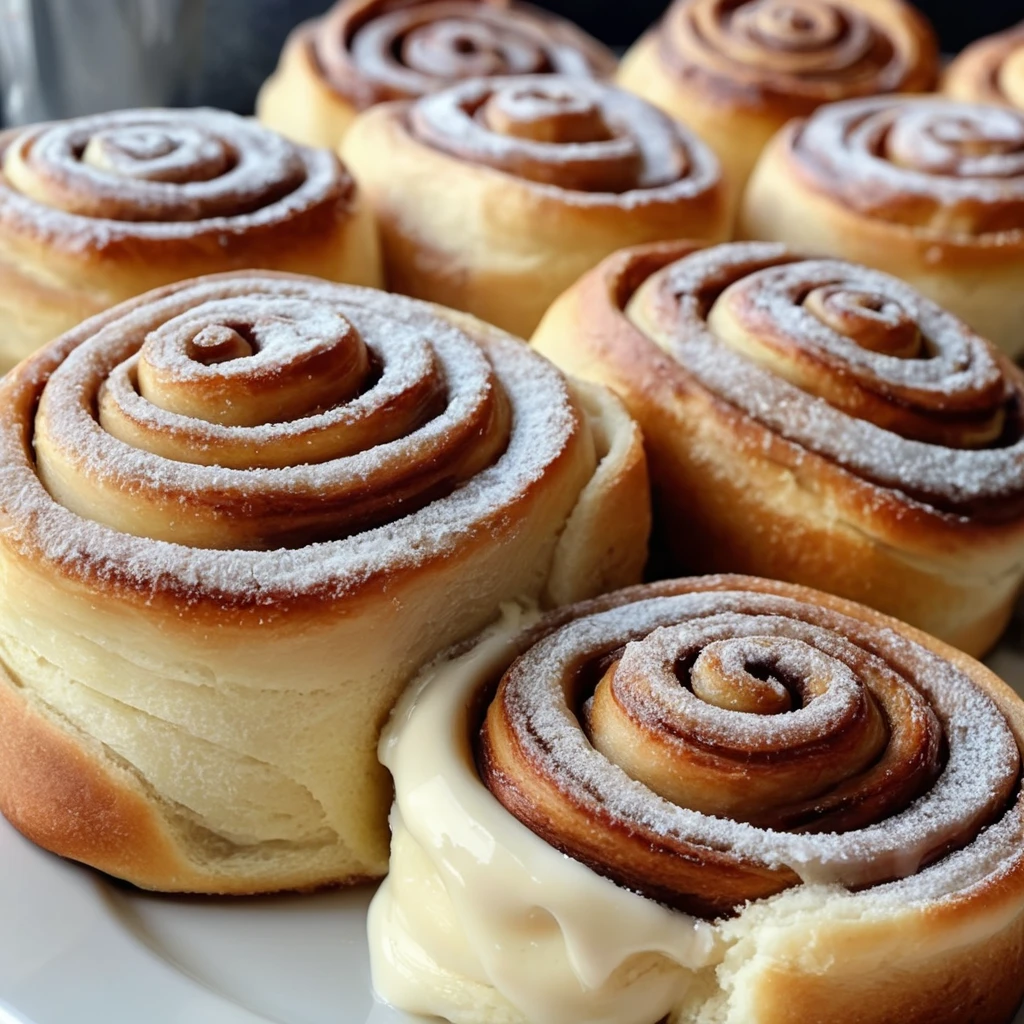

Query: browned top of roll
652 0 937 115
597 241 1024 523
780 96 1024 238
0 108 354 257
945 21 1024 110
404 74 724 201
305 0 615 109
479 576 1022 917
0 272 590 614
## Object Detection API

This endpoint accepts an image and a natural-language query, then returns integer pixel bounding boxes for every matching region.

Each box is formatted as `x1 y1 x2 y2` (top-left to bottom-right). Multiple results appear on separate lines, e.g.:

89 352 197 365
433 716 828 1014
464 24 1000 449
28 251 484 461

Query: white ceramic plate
4 617 1024 1024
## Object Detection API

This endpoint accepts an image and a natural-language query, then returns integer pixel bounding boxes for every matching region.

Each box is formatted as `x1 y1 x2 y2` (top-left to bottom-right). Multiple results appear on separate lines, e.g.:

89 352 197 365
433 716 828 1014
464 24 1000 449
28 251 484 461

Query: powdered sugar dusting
499 588 1020 892
0 108 351 252
313 0 614 106
408 75 722 205
616 625 871 749
0 275 580 605
630 243 1024 514
789 97 1024 236
660 0 928 102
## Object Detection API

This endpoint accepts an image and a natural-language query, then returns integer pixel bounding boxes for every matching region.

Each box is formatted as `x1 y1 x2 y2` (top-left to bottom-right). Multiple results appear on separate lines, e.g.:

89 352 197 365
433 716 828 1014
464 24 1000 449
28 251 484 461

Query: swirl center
572 617 936 830
690 637 799 713
409 76 714 195
804 284 922 357
187 324 256 365
482 85 611 144
735 0 844 50
81 125 234 184
884 108 1024 178
402 20 541 79
682 250 1011 450
678 0 890 86
480 587 1016 918
127 298 372 429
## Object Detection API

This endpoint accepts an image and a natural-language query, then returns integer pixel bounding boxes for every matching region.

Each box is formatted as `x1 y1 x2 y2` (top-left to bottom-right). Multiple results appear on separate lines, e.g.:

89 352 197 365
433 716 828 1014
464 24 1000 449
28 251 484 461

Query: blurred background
0 0 1020 125
201 0 1024 115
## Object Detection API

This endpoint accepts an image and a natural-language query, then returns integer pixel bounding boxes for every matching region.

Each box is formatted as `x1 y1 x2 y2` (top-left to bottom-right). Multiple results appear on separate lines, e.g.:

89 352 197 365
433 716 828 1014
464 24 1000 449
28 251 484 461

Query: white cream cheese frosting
369 593 1024 1024
369 606 722 1024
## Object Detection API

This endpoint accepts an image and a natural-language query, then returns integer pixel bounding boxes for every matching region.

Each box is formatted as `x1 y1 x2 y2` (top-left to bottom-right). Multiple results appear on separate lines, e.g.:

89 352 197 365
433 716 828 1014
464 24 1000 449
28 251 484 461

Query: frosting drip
372 605 721 1024
657 0 936 107
408 75 720 195
311 0 615 108
787 97 1024 234
479 583 1019 917
625 243 1024 517
370 579 1024 1024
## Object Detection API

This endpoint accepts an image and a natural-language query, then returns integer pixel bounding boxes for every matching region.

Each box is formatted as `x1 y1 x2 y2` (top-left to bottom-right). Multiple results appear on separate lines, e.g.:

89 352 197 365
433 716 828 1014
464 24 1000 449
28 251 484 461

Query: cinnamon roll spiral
0 272 649 893
370 577 1024 1024
256 0 615 150
741 97 1024 357
945 21 1024 112
342 75 730 337
0 108 380 373
617 0 938 189
532 241 1024 657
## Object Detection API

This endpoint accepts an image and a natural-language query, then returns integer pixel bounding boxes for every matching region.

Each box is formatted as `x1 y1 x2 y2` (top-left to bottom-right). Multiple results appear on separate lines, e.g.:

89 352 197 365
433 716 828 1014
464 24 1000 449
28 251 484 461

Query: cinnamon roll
342 75 730 338
618 0 939 189
532 241 1024 658
945 21 1024 111
371 576 1024 1024
256 0 616 150
0 272 649 892
741 97 1024 357
0 108 381 374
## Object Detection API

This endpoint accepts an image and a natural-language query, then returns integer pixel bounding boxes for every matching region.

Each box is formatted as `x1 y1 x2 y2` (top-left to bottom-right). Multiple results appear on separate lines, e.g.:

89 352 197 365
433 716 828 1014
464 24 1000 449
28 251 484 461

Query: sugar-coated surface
661 0 925 99
632 243 1024 513
368 591 1024 1024
45 298 495 487
314 0 613 103
0 108 349 250
0 275 579 603
790 97 1024 233
501 589 1021 889
409 75 722 203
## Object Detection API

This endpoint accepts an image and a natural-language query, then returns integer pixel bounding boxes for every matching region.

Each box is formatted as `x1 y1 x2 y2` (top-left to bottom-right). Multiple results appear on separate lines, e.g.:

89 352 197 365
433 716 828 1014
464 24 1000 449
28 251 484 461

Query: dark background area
545 0 1020 51
205 1 1024 114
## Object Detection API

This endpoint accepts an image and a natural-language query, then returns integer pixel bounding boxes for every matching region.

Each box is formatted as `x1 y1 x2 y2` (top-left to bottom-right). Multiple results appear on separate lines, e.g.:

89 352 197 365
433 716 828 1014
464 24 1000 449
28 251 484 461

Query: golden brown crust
0 109 381 374
342 75 731 338
0 274 636 636
944 21 1024 110
617 0 938 189
312 0 616 109
532 243 1024 657
739 98 1024 358
257 22 365 149
256 0 616 149
0 662 192 889
0 663 364 893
